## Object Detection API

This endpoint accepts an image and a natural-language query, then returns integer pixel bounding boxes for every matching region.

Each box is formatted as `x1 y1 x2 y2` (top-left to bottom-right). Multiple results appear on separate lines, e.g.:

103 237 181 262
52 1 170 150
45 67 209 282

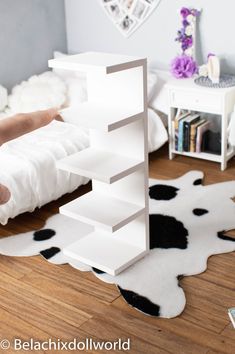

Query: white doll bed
0 120 89 225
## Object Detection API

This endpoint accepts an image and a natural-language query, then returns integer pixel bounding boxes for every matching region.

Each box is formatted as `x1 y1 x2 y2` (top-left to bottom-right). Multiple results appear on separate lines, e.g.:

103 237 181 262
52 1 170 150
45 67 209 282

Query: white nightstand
167 78 235 171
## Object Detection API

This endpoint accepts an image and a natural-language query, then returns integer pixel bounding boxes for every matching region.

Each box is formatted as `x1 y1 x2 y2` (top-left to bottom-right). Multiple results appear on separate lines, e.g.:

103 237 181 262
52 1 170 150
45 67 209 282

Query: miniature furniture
167 78 235 171
48 52 149 275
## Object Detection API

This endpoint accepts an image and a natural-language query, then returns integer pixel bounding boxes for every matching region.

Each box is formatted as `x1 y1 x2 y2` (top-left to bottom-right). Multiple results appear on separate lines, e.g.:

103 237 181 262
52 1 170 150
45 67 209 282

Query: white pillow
53 52 87 106
147 71 158 103
0 85 8 112
149 70 171 115
0 108 13 120
148 108 168 152
65 77 88 106
8 72 67 113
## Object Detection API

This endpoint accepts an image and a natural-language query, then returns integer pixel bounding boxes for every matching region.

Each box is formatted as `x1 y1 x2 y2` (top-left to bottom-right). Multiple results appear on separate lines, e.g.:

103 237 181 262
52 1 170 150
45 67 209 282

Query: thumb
0 184 11 205
45 108 59 119
42 108 60 122
30 108 60 126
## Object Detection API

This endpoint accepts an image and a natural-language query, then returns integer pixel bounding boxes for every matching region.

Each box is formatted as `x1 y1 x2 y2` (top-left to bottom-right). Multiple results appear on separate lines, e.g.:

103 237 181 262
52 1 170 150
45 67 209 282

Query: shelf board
63 231 147 275
48 52 145 74
172 148 235 164
59 103 144 132
56 148 144 184
60 191 145 232
172 150 222 163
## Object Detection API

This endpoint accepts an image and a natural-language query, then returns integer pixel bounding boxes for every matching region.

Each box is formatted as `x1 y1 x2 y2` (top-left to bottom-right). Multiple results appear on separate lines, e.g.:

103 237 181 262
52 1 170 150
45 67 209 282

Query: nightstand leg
168 107 175 160
169 148 175 160
221 160 227 171
221 113 228 171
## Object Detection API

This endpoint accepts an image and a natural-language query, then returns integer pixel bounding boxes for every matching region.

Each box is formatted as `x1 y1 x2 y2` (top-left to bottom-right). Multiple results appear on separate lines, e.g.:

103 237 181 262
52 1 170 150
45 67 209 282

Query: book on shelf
228 308 235 329
190 119 206 152
201 130 222 155
172 110 213 154
178 113 192 152
196 121 211 153
173 110 190 151
183 114 200 152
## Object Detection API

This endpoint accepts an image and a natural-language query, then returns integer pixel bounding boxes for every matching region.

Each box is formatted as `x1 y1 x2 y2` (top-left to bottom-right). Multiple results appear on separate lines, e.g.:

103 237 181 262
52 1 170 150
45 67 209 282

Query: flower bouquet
171 7 201 79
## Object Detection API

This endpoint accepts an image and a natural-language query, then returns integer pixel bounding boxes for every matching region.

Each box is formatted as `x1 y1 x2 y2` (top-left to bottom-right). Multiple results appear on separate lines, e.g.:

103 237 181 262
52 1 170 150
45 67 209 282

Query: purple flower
170 55 198 79
182 36 193 50
207 53 215 58
180 7 191 18
176 28 187 42
182 19 189 27
191 9 200 17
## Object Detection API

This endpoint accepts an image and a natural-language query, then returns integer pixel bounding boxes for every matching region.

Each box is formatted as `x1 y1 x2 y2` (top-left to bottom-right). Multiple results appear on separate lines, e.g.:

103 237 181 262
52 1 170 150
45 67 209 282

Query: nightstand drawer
170 89 222 112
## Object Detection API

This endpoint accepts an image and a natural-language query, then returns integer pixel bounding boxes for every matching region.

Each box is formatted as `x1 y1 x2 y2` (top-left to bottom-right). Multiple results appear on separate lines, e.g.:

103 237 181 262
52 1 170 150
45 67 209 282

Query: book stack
173 110 211 153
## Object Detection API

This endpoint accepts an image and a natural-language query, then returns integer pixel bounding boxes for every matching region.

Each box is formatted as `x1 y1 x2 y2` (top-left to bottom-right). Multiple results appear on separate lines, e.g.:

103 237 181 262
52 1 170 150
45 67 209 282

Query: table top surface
166 77 235 94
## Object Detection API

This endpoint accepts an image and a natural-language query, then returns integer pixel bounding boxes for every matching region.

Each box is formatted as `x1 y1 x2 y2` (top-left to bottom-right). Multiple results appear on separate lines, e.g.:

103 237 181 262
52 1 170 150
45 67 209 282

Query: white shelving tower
48 52 149 275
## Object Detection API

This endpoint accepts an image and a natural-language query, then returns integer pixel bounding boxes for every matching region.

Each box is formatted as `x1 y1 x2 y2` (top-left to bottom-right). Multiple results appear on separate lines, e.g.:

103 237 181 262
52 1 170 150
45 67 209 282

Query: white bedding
0 121 89 225
0 108 167 225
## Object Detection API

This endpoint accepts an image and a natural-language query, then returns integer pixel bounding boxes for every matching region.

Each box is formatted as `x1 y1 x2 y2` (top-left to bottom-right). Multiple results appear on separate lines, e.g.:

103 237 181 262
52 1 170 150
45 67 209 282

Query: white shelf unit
49 52 149 275
167 78 235 171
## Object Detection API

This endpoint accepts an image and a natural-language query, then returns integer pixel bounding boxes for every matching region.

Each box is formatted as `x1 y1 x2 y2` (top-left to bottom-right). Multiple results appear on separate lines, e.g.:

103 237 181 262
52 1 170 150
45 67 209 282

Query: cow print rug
1 171 235 318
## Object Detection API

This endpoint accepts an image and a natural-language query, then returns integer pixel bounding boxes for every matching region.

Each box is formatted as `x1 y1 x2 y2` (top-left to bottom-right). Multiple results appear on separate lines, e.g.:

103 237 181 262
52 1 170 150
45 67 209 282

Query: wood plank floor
0 145 235 353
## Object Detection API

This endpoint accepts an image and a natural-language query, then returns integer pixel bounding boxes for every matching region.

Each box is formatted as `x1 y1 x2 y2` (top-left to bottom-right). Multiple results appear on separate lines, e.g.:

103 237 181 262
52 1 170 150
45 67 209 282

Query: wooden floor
0 145 235 354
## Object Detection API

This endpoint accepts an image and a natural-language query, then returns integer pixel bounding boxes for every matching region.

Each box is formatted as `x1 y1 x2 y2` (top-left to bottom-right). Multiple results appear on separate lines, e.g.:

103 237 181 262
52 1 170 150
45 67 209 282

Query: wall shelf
64 231 146 275
50 52 149 275
56 147 144 184
60 191 145 233
63 231 147 276
59 103 144 132
49 51 145 74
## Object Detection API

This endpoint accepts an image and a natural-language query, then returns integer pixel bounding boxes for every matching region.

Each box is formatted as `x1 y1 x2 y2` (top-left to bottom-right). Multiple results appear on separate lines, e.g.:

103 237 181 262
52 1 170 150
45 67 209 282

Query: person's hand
0 108 61 146
28 108 61 127
0 184 11 205
0 108 62 205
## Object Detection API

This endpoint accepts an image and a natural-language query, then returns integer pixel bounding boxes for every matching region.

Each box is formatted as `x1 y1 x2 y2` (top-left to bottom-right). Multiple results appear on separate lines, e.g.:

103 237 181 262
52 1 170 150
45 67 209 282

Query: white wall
65 0 235 73
0 0 67 90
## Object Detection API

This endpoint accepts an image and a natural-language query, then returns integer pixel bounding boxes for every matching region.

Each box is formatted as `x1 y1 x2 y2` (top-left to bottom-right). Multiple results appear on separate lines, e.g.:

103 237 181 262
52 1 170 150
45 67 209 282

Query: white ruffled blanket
0 121 89 225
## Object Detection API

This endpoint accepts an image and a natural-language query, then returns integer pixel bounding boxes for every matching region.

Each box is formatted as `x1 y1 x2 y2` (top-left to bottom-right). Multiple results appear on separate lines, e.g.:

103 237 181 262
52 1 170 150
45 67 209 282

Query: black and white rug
1 171 235 318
